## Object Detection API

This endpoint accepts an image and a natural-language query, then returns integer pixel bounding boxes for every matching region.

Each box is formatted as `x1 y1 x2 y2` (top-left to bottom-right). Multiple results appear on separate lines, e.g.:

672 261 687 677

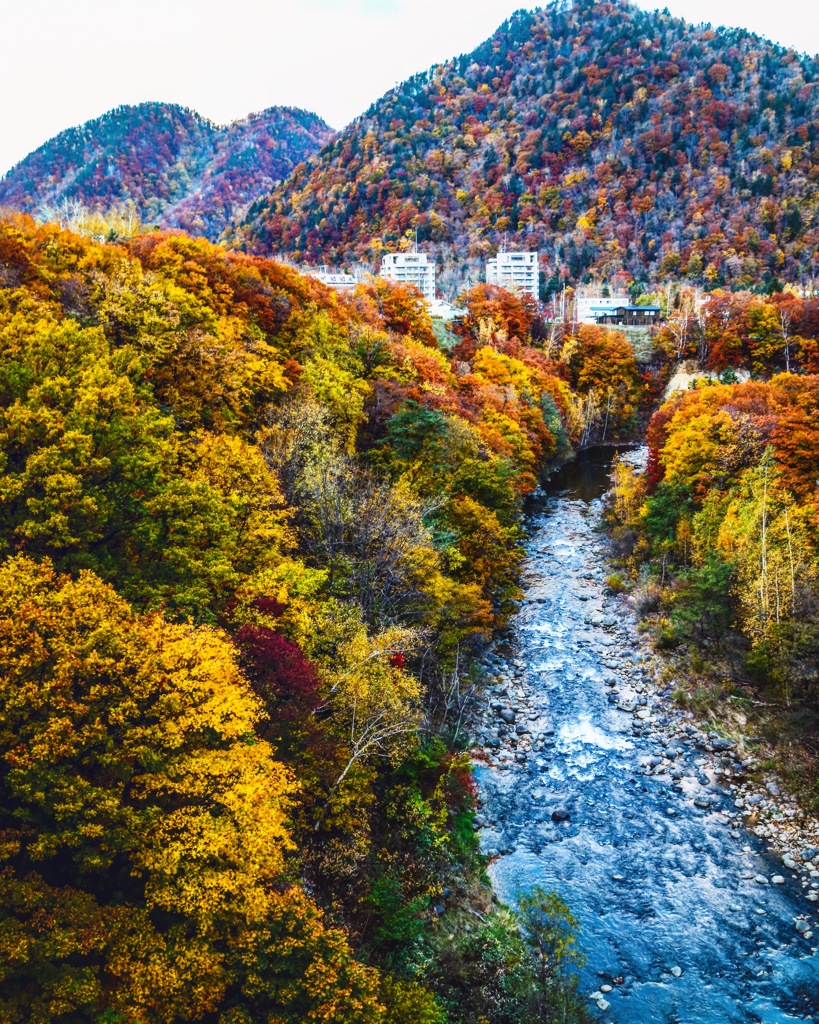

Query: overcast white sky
1 0 817 176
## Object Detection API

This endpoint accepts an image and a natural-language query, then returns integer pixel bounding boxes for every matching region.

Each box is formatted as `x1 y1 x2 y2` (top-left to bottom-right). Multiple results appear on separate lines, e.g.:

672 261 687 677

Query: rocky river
472 449 819 1023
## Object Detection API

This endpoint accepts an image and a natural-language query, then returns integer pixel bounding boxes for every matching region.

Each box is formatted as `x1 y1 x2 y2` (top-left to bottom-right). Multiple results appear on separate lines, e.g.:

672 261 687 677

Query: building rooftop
598 305 663 313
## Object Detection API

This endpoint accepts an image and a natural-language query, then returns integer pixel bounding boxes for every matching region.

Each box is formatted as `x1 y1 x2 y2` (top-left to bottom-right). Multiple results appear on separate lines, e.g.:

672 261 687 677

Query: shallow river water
474 449 819 1023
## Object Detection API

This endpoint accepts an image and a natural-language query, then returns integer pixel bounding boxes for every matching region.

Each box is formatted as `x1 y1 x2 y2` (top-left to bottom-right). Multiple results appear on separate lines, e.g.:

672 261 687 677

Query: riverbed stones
670 966 683 978
551 808 571 823
472 468 819 1011
499 709 516 724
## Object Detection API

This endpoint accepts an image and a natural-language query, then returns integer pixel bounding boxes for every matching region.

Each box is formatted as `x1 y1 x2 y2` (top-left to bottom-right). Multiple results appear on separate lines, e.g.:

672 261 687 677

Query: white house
575 293 630 324
428 298 464 321
305 266 358 291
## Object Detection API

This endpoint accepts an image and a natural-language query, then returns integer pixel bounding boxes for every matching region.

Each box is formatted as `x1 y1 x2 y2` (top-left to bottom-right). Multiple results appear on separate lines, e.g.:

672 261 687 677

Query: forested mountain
238 0 819 292
0 102 333 239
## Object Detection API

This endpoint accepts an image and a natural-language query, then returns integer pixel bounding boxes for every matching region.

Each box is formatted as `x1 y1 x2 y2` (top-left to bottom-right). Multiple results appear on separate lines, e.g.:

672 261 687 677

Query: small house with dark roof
593 305 664 327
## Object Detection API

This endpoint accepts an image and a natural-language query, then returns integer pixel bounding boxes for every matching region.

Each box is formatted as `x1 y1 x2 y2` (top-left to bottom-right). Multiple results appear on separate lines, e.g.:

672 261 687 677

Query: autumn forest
1 0 819 1020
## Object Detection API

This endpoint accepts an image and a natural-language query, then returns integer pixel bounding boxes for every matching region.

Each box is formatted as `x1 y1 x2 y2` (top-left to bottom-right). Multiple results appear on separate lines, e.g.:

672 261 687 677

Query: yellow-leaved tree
0 556 383 1024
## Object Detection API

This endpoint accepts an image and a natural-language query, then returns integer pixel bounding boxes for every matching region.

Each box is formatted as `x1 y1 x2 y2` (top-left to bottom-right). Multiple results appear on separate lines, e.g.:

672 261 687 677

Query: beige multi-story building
486 250 539 301
380 252 436 303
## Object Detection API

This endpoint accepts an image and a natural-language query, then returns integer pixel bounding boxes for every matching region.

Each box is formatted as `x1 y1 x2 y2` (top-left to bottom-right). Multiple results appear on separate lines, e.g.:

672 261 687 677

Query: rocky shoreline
469 474 819 1013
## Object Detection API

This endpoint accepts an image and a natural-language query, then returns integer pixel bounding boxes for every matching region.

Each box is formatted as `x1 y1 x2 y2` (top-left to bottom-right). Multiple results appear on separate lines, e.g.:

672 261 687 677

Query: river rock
772 875 786 885
499 709 516 724
670 966 683 978
552 808 571 823
711 737 735 753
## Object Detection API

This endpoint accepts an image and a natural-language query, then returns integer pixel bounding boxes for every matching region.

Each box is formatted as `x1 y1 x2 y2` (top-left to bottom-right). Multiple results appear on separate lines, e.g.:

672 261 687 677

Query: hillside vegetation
0 103 333 240
239 0 819 292
608 335 819 787
0 216 652 1023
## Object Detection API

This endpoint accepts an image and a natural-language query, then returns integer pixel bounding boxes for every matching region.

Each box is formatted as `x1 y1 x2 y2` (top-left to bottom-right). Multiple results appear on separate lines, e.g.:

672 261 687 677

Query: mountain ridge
0 101 334 240
236 0 819 292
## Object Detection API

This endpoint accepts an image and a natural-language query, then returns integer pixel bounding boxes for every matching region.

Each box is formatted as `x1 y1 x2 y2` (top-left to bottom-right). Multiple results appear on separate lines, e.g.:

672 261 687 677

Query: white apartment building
379 252 436 303
486 250 539 301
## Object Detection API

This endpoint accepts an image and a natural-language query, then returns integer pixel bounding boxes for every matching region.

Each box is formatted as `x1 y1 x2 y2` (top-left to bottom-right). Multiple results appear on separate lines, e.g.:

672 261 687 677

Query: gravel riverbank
470 450 819 1022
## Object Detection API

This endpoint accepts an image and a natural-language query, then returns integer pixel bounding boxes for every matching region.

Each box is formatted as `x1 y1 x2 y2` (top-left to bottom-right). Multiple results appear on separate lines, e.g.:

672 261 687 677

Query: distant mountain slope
0 102 334 239
238 0 819 291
